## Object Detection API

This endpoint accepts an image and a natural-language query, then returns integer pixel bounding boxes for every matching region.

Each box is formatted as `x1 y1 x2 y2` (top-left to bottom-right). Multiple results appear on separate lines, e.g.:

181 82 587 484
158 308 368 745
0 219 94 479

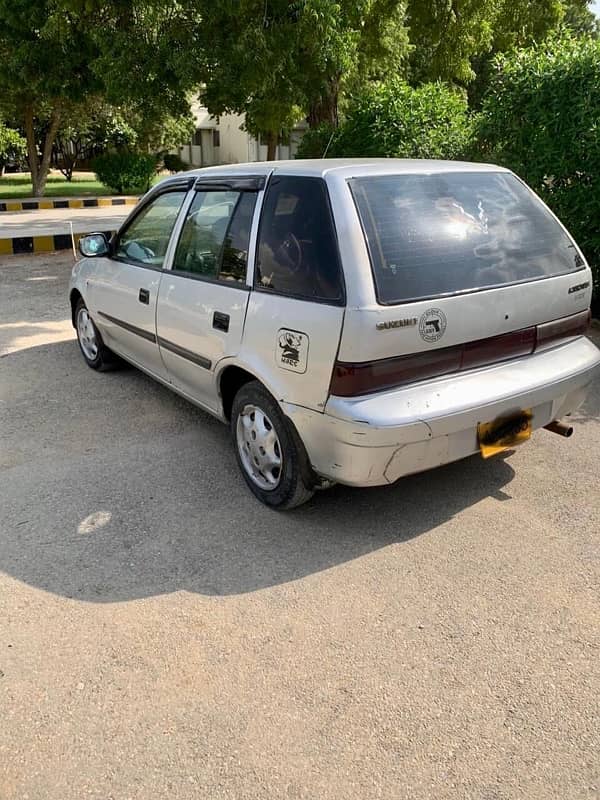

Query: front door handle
213 311 230 332
139 288 150 305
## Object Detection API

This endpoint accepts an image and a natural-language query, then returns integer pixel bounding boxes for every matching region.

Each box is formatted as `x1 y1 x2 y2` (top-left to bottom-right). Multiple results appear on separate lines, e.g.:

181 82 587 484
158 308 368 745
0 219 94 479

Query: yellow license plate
477 409 533 458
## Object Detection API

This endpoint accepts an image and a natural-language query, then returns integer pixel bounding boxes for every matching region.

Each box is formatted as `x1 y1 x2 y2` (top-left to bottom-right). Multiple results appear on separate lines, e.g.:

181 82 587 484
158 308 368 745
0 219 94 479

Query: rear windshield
349 172 584 305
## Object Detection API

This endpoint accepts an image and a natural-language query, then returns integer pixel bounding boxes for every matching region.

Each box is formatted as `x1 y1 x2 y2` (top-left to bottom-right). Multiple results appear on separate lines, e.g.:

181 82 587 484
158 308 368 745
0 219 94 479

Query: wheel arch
218 364 261 421
69 288 83 328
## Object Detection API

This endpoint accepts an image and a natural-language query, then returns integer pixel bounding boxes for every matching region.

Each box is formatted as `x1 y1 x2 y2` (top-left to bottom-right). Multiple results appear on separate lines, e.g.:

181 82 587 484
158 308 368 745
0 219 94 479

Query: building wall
216 113 251 164
175 101 307 168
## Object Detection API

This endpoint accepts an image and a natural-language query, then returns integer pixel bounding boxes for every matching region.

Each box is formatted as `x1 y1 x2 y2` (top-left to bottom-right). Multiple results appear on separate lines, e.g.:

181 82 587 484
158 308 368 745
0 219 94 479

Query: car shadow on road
1 339 517 602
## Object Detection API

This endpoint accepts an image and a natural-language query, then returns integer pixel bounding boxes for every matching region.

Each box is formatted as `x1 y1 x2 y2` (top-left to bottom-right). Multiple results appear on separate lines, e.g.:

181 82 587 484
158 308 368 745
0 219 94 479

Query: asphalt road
1 252 599 800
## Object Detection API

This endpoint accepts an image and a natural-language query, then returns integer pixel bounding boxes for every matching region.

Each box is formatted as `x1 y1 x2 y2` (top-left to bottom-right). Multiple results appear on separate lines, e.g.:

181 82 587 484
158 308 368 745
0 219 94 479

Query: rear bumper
284 336 600 487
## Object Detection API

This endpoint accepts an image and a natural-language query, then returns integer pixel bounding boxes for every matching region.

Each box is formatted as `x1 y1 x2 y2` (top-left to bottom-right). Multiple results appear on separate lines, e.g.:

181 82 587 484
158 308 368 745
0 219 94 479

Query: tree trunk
24 106 39 193
265 131 278 161
24 106 62 196
307 78 340 129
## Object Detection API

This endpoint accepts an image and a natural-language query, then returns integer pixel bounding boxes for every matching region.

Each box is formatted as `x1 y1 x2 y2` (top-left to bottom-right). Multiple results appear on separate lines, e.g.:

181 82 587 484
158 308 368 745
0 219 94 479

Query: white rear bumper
284 336 600 486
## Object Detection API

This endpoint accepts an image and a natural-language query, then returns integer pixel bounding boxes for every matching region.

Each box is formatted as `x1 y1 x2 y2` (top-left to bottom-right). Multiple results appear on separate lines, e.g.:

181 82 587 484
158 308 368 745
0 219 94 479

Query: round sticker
419 308 447 343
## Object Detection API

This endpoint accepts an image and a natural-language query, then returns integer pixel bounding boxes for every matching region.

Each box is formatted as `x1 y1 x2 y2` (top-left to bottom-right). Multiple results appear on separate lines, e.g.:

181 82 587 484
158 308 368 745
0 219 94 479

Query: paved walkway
0 205 131 238
0 196 138 213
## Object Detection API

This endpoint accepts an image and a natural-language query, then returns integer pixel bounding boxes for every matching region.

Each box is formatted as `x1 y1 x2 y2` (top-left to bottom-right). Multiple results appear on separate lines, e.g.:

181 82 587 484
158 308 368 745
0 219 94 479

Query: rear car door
240 175 346 411
156 178 262 410
88 186 188 378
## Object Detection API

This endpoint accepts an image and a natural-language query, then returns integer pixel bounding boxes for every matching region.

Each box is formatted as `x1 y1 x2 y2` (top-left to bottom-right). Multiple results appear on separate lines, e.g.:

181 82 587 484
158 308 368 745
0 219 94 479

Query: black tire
75 298 120 371
231 381 315 509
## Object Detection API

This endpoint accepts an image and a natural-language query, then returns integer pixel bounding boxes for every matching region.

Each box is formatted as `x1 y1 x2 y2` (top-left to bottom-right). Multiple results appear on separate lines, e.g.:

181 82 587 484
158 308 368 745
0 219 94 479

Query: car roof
160 158 509 186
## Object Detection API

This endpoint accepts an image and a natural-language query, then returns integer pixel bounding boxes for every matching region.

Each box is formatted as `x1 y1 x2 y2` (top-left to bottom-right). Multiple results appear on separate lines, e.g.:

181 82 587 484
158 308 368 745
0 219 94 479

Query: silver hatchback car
70 159 600 508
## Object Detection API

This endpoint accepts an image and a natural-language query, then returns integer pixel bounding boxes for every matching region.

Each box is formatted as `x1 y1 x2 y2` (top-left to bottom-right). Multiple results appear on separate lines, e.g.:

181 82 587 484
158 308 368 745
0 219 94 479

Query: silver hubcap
236 404 283 490
77 307 98 361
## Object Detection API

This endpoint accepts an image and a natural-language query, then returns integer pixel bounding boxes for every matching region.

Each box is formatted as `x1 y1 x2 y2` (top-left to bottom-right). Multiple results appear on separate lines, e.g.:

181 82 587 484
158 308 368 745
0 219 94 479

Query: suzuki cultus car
70 159 600 507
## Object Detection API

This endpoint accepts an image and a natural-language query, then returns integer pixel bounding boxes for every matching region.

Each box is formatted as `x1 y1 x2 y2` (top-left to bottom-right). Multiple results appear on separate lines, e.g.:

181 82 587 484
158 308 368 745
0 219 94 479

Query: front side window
115 191 186 268
255 176 344 303
350 172 584 305
172 190 257 283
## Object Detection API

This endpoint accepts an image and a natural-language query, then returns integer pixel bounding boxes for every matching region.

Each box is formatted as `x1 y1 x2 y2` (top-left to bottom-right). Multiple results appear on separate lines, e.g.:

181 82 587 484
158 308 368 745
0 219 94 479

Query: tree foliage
194 0 409 154
562 0 599 36
297 80 473 159
54 102 137 181
0 0 100 194
0 122 27 174
473 34 600 307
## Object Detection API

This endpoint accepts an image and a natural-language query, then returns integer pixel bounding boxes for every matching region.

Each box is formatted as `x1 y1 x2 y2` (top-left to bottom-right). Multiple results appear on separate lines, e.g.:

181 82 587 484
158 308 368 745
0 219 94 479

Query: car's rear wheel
75 298 119 371
231 381 315 509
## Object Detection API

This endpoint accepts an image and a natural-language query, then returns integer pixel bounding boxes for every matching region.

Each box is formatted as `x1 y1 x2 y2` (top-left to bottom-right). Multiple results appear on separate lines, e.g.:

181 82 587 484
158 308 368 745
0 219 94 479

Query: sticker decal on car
419 308 447 343
277 329 309 373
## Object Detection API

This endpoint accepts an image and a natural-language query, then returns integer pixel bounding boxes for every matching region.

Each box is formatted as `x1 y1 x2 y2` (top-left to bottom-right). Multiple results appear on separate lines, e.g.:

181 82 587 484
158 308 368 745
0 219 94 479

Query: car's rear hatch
332 170 592 397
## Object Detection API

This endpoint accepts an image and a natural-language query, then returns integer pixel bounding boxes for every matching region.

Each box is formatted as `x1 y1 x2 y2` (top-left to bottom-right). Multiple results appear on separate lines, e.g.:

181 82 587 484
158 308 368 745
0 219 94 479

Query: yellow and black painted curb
0 230 116 256
0 197 138 213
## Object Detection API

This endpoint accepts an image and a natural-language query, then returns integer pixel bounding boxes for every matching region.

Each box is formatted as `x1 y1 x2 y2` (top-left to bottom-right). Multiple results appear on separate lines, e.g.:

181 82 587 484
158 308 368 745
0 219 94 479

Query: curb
0 197 138 213
0 230 116 256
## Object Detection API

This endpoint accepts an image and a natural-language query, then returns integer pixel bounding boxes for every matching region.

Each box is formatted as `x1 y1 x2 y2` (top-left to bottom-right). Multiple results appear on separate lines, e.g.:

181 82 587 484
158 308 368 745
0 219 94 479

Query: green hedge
162 153 189 173
297 81 473 161
92 152 159 194
473 35 600 313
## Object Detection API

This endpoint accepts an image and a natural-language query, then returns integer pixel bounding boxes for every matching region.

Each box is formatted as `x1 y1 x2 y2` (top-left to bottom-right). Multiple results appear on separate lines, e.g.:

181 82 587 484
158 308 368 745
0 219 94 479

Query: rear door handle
213 311 230 332
139 288 150 305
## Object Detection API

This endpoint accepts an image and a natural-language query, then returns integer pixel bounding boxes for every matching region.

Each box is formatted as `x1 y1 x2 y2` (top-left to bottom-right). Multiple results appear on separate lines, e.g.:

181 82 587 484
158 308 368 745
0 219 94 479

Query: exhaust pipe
544 420 574 438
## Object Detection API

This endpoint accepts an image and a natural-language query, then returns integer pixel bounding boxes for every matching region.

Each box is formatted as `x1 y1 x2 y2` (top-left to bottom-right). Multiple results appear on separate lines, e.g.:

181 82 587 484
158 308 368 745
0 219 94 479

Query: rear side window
256 176 344 303
350 172 584 305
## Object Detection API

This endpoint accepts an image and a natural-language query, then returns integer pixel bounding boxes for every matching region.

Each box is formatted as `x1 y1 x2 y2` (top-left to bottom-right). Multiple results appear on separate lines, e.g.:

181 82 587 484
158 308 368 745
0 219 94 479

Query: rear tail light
535 309 591 349
331 348 462 398
330 310 591 398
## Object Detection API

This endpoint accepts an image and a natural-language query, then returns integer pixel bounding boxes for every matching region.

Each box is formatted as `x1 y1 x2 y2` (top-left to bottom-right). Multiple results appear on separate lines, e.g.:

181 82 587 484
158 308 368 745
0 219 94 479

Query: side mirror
78 233 110 258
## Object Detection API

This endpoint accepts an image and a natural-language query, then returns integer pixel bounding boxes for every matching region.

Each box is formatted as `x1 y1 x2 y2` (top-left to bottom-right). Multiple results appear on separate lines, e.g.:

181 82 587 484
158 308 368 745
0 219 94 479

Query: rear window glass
350 172 584 305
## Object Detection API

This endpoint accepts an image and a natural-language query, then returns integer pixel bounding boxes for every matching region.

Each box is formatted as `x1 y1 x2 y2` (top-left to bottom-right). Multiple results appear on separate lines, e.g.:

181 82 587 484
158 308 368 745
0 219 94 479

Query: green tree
0 1 100 195
195 0 409 154
406 0 566 88
562 0 598 36
125 108 195 156
59 1 198 157
297 80 473 159
473 35 600 307
465 1 595 106
195 0 310 158
54 102 137 181
0 122 27 175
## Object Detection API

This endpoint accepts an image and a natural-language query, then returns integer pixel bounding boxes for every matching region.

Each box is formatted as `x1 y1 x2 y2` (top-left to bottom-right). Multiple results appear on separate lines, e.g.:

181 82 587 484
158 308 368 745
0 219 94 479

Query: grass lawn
0 170 160 199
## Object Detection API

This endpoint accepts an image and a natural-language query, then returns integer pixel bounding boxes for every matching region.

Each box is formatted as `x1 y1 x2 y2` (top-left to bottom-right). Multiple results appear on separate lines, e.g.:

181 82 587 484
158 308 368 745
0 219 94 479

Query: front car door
87 185 189 378
156 178 262 410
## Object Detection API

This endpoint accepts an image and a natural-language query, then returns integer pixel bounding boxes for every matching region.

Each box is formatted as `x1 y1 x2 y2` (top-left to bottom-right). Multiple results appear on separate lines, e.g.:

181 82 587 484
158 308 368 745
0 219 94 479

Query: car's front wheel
231 381 315 509
75 298 119 371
